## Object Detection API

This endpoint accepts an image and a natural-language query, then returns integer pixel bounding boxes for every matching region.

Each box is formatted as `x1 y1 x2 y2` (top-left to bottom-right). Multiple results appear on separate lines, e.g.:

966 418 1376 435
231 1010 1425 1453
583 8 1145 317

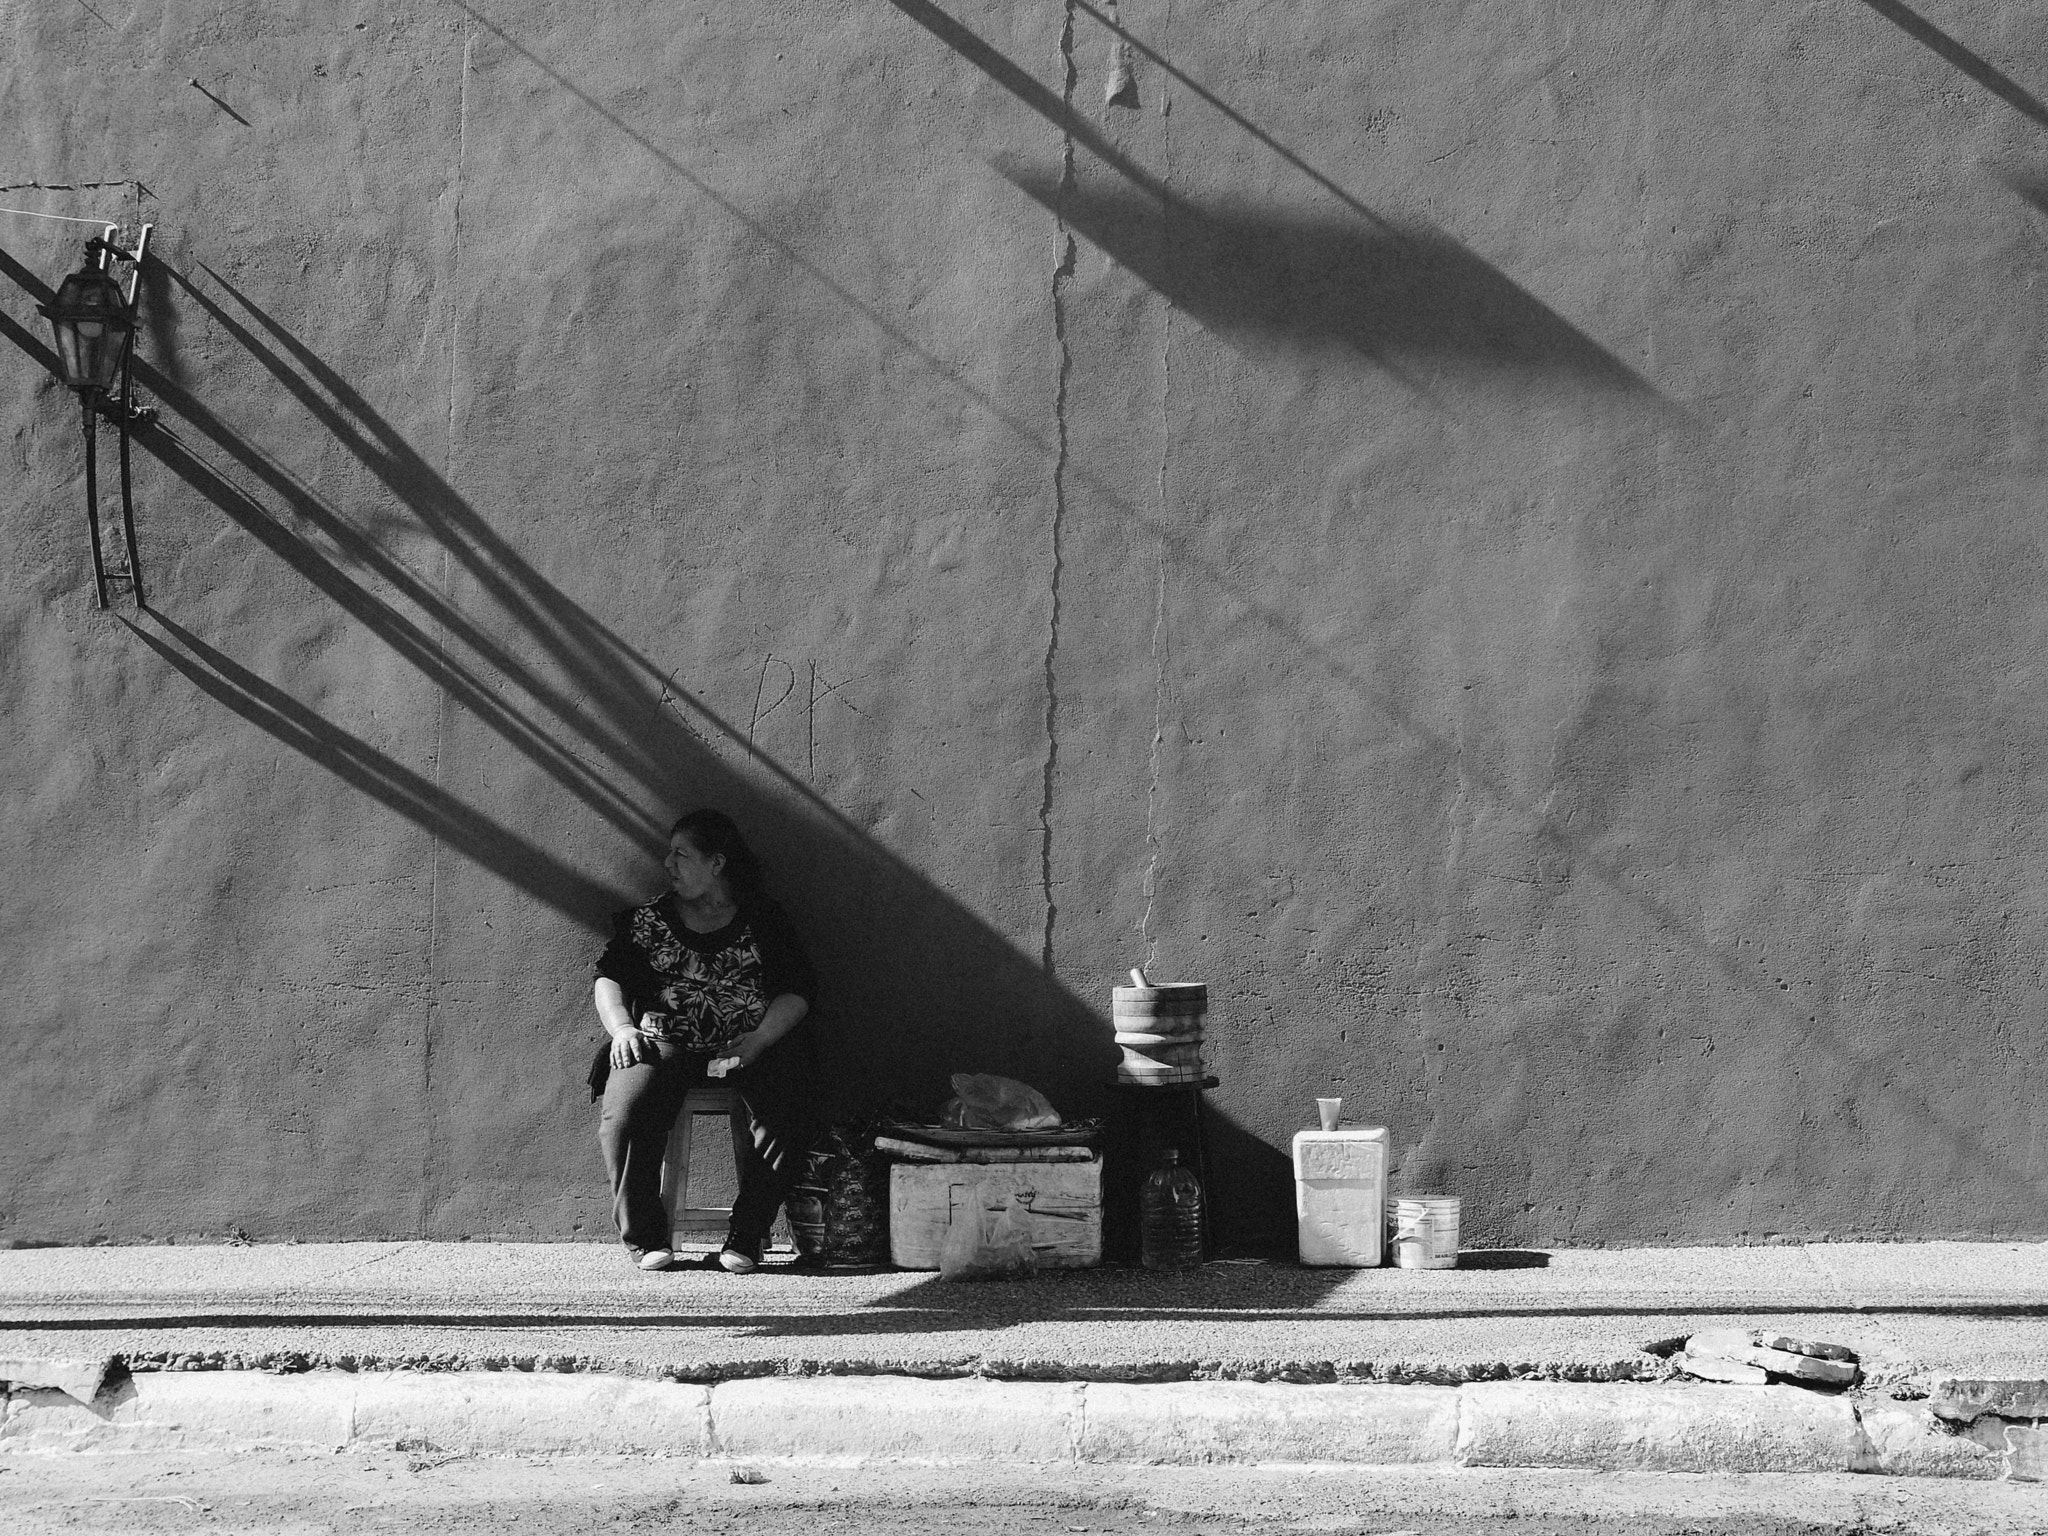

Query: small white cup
1316 1097 1342 1132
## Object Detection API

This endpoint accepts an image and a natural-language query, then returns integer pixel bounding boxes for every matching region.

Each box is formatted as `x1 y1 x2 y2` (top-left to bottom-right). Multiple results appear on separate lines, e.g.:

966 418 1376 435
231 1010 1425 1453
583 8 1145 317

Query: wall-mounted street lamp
39 223 154 608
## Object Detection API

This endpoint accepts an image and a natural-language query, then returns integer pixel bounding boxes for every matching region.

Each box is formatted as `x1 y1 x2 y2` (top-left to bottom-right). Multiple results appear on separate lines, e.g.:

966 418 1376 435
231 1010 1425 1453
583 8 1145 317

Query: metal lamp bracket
81 222 154 609
93 223 156 427
94 221 152 304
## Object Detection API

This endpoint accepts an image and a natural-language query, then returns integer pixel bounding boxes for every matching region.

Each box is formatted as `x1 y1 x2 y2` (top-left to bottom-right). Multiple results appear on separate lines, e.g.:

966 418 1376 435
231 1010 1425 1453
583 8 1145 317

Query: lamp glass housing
41 266 133 396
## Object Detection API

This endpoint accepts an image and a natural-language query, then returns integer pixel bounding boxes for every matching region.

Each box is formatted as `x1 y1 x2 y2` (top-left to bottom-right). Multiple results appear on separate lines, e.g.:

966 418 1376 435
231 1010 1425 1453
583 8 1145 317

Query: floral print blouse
594 894 817 1053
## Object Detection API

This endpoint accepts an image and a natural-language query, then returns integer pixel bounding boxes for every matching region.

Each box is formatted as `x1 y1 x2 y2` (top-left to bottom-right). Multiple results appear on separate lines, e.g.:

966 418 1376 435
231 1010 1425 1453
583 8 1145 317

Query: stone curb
0 1373 2010 1477
1460 1381 1898 1476
713 1377 1078 1462
0 1372 713 1458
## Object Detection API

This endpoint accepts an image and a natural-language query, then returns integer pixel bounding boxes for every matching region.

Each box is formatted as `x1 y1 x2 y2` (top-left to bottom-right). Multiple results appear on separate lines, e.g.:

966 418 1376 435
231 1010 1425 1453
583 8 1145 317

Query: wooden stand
1107 1075 1219 1262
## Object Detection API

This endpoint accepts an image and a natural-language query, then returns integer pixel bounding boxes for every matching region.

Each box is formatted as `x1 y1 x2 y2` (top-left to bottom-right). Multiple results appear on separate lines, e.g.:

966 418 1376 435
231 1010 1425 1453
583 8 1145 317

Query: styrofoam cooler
1292 1124 1389 1266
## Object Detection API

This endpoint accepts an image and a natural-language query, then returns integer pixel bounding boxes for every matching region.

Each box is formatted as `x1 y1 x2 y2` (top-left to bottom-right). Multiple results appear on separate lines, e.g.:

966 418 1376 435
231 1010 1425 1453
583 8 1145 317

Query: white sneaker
718 1246 759 1274
637 1248 674 1272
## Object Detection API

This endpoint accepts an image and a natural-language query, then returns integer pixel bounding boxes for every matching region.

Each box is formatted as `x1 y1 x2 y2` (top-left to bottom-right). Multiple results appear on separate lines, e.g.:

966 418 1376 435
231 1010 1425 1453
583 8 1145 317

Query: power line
0 206 122 227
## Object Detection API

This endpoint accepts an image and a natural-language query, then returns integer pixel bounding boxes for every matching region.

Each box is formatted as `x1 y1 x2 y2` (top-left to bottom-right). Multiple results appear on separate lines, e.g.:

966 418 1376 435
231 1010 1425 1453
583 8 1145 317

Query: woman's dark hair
669 809 766 901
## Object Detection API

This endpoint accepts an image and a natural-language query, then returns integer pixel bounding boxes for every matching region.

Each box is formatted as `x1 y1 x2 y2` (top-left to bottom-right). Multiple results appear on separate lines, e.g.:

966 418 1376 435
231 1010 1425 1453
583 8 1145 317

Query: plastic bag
938 1073 1062 1132
939 1191 1040 1282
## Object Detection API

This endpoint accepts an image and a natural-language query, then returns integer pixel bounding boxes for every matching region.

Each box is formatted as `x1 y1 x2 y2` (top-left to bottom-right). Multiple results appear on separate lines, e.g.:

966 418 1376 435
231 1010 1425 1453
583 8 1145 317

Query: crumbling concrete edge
58 1346 1685 1386
0 1353 114 1403
1923 1378 2048 1483
0 1371 2022 1477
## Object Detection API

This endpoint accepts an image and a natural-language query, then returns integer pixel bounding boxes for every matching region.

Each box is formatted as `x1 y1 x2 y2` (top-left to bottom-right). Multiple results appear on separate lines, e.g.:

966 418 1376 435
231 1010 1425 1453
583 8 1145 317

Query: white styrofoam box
1293 1125 1389 1267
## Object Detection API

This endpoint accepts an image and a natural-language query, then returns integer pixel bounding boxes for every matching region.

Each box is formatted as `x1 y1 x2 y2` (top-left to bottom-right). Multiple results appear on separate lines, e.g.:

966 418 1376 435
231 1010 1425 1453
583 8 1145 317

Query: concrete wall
4 0 2046 1251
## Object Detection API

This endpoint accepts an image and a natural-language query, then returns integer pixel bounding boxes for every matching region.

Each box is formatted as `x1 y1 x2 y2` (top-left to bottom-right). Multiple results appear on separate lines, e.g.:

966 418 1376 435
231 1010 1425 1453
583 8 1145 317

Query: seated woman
591 809 819 1273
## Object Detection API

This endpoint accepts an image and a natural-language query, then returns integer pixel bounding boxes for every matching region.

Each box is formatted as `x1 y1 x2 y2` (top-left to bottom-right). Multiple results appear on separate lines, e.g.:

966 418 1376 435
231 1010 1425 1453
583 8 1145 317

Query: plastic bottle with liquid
1139 1149 1205 1269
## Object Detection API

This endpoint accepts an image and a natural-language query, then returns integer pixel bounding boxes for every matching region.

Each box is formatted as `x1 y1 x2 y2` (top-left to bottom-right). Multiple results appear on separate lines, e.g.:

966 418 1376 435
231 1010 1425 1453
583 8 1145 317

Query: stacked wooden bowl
1112 980 1207 1086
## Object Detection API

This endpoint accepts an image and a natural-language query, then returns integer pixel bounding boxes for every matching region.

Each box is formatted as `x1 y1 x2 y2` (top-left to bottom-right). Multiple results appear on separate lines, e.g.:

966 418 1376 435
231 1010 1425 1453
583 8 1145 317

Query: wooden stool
658 1084 793 1250
660 1086 744 1242
1107 1075 1220 1262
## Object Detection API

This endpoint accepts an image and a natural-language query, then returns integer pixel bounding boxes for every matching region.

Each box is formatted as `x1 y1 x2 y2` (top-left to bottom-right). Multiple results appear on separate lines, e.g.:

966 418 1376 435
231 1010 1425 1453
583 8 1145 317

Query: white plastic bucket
1393 1196 1460 1270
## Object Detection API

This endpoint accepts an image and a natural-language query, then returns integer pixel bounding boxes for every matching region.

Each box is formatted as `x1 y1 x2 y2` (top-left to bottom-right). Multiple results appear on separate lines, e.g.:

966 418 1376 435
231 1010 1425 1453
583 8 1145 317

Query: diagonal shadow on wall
1 244 655 865
9 2 2032 1243
148 263 1127 1115
0 242 1301 1245
1001 163 1648 391
1853 0 2048 130
881 0 2040 1225
1992 163 2048 218
139 282 2028 1246
125 612 627 921
889 0 1670 405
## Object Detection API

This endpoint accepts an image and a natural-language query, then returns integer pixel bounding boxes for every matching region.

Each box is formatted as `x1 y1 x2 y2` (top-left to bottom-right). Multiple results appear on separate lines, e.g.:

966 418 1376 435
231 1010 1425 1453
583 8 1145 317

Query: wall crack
1137 35 1174 969
1039 1 1080 976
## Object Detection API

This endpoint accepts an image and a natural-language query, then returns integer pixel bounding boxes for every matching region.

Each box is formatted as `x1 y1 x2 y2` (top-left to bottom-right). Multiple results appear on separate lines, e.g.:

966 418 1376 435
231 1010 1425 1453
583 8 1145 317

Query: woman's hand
609 1028 655 1071
705 1039 757 1078
718 994 810 1076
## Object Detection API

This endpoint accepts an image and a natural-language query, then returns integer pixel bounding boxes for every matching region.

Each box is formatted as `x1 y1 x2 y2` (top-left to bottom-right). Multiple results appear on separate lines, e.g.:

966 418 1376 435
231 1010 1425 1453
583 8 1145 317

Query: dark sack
800 1124 890 1266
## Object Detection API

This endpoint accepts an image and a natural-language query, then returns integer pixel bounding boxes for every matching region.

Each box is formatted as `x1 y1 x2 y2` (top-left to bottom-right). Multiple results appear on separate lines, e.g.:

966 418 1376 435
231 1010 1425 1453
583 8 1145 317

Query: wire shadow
1855 0 2048 129
151 266 657 844
126 613 629 924
177 261 706 815
3 241 662 852
1001 161 1651 392
882 0 1178 207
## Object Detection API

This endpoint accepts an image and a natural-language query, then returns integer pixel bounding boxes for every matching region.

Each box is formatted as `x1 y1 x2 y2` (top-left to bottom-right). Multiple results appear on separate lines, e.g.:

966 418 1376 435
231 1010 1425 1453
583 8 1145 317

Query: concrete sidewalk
4 1239 2045 1383
3 1241 2045 1477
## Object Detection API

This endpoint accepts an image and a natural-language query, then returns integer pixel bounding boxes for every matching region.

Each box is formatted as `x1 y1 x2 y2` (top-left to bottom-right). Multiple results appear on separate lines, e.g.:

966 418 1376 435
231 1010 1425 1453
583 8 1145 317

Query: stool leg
661 1107 693 1219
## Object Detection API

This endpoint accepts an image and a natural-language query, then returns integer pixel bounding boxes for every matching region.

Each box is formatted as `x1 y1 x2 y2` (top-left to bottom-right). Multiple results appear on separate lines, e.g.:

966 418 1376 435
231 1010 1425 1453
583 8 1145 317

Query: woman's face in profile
664 831 726 902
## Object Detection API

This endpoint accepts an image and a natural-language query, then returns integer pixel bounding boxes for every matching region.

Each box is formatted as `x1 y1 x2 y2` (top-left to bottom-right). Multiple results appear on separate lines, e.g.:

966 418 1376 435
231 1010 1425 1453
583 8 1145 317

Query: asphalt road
4 1455 2047 1535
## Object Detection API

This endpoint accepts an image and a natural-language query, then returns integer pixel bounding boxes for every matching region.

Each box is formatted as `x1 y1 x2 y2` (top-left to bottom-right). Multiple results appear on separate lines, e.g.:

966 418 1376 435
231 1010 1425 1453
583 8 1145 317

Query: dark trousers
597 1037 817 1255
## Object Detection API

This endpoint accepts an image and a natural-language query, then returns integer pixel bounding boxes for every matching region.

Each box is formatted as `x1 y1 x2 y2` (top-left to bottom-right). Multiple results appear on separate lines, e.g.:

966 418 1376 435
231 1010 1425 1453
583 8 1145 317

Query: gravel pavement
3 1240 2045 1386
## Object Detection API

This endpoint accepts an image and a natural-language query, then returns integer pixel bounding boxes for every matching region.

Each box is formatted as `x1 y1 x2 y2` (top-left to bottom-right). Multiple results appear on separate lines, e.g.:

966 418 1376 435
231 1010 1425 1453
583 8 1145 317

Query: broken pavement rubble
1929 1378 2048 1482
1672 1329 1860 1390
1932 1378 2048 1422
0 1354 114 1404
